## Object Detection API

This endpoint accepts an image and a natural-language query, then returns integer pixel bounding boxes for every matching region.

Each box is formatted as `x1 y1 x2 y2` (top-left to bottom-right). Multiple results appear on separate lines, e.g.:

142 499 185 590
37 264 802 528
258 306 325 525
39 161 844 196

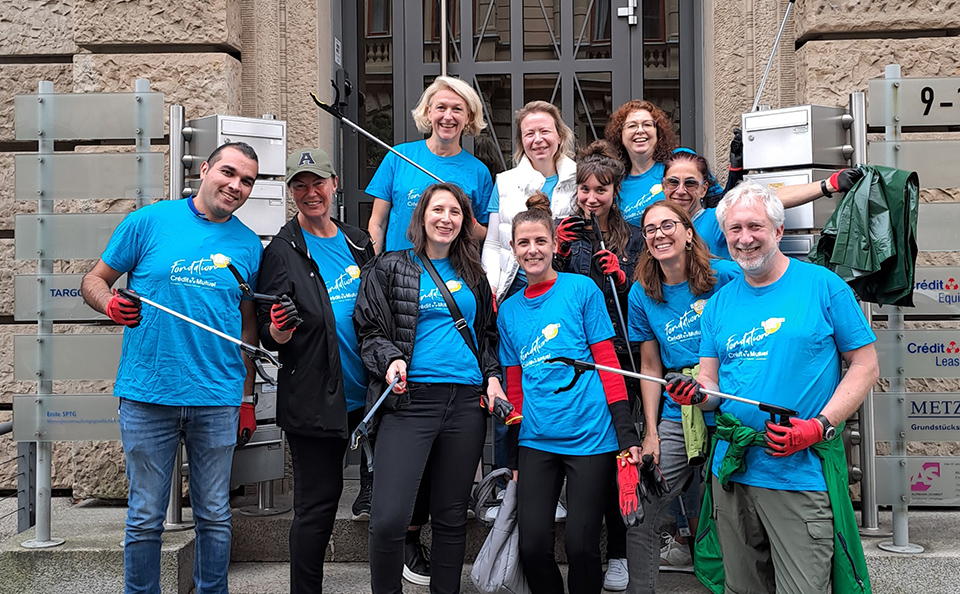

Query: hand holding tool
555 216 587 257
664 372 707 406
594 249 626 285
589 213 637 371
106 288 142 327
270 295 303 331
350 378 400 473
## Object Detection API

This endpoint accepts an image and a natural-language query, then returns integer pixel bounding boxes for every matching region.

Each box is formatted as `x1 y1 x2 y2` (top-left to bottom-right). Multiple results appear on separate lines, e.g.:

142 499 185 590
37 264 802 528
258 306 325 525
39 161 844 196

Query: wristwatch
815 414 836 440
820 179 834 197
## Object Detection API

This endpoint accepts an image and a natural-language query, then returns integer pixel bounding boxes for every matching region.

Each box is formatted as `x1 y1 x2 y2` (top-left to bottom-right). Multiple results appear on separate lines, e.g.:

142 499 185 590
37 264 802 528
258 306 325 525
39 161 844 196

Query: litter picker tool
589 212 637 372
750 0 796 113
117 288 281 386
310 85 444 184
350 377 400 473
545 356 798 426
226 262 280 304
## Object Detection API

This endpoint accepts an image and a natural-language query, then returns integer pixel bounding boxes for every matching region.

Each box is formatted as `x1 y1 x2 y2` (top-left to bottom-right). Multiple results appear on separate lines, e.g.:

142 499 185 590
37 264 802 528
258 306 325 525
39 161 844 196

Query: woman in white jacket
482 101 576 305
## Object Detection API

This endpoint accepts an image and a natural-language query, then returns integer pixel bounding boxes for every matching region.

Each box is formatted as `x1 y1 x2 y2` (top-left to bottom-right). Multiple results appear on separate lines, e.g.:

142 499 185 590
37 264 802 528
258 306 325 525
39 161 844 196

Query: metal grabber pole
750 0 797 112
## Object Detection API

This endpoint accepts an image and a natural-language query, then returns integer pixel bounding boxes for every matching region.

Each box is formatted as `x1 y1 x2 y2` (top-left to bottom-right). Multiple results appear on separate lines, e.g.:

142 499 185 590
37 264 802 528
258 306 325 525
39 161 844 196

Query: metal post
169 105 186 201
17 442 36 533
164 443 193 531
440 0 448 76
22 80 64 549
848 90 883 533
875 64 922 554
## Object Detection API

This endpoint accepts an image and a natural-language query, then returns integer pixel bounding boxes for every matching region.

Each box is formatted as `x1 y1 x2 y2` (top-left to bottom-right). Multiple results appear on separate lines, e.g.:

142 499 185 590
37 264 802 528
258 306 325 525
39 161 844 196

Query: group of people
82 74 880 594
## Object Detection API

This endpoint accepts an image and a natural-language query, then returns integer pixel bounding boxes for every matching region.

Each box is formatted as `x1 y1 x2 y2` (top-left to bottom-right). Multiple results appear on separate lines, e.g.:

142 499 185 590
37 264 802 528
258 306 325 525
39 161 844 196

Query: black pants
369 383 487 594
518 447 615 594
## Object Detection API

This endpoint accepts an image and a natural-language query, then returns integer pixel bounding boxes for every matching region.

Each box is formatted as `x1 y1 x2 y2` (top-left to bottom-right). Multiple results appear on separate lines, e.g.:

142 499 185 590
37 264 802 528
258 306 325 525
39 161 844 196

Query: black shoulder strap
419 254 481 365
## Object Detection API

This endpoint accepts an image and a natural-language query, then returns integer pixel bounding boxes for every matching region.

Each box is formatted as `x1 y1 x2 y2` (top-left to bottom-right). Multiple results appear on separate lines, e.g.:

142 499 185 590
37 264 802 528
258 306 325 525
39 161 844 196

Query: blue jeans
120 398 239 594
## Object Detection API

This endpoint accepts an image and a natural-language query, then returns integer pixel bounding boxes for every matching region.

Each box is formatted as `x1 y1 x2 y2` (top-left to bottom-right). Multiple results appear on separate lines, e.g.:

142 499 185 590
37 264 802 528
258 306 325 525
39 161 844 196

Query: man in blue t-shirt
665 182 879 593
81 142 264 594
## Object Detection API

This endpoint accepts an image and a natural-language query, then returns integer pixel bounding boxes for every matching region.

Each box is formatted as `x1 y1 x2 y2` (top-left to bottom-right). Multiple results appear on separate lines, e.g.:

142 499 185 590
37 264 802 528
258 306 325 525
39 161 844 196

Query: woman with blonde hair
482 100 577 305
367 76 494 254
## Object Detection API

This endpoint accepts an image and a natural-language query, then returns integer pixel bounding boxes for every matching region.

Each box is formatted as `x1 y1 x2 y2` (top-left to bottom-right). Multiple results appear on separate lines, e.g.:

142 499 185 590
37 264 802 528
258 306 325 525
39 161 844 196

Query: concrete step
226 562 707 594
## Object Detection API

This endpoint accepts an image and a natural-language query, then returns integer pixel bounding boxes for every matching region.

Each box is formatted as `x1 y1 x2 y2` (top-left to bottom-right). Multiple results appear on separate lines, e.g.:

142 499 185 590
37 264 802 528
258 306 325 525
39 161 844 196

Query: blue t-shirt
699 259 876 491
498 273 619 456
407 255 483 385
102 198 263 407
302 228 367 412
628 259 741 423
620 162 665 226
692 208 730 259
487 174 559 214
365 140 494 252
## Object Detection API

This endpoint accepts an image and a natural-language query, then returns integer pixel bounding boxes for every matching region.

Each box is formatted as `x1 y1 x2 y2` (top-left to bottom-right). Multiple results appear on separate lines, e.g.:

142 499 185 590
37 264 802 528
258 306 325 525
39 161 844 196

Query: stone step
226 562 706 593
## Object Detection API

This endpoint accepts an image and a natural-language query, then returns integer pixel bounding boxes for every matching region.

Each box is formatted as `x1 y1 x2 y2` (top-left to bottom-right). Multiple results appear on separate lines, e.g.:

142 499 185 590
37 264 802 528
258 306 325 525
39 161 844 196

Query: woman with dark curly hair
604 100 678 227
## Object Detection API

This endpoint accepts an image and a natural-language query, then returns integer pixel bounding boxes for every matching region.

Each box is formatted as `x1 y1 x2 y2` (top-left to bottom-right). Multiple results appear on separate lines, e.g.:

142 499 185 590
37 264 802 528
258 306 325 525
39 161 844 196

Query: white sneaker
554 500 567 522
603 558 629 591
659 532 694 573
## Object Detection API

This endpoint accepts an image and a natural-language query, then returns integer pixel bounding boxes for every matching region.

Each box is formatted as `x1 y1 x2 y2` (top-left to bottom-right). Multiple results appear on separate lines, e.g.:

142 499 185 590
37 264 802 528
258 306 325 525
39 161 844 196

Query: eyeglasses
662 177 706 192
641 219 682 239
623 121 657 134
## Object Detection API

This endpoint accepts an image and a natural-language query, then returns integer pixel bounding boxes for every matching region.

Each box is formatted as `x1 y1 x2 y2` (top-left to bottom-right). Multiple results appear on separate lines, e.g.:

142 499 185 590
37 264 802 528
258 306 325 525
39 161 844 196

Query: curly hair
408 182 485 288
573 140 631 255
634 201 717 304
411 76 487 137
512 101 575 167
604 100 677 171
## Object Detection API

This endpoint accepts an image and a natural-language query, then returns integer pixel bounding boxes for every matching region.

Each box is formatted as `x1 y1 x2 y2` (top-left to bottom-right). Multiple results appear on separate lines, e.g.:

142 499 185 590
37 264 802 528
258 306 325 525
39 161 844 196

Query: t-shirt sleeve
487 181 500 214
364 150 397 203
825 272 877 352
473 168 494 225
627 283 654 342
699 297 720 359
582 281 616 344
498 311 520 366
101 210 144 273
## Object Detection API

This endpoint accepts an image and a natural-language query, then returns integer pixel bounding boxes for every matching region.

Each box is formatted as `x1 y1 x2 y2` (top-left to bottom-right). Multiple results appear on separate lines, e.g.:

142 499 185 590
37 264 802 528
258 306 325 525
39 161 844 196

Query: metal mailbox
746 168 838 230
742 105 849 170
184 115 287 177
187 178 287 237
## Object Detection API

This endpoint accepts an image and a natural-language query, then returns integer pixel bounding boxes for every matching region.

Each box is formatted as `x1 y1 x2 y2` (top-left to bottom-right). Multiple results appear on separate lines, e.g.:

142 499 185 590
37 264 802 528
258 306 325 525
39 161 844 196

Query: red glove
616 455 642 527
555 216 586 257
238 401 257 447
664 372 706 406
594 249 626 285
270 294 302 331
828 168 864 194
106 288 142 327
763 417 822 457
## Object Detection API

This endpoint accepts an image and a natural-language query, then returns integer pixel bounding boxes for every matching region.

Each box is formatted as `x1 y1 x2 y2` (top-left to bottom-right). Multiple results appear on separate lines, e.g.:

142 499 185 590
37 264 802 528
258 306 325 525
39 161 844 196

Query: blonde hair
512 101 574 167
411 76 487 137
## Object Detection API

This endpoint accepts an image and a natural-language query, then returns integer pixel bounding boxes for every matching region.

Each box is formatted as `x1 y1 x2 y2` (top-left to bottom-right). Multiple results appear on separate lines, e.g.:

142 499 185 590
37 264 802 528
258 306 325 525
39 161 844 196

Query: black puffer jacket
257 216 375 438
353 250 501 433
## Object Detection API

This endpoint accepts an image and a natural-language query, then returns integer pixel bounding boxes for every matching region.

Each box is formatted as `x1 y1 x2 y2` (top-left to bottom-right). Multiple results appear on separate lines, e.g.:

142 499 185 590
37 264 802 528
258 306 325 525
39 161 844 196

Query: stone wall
0 0 333 499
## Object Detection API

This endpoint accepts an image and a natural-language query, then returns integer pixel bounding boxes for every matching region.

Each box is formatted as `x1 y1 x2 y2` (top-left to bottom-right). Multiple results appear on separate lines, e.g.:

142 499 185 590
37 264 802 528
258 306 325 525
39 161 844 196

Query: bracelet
820 179 833 198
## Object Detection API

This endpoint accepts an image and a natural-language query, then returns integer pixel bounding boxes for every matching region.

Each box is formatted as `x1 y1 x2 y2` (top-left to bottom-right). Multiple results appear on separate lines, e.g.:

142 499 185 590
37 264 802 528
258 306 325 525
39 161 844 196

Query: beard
733 244 776 273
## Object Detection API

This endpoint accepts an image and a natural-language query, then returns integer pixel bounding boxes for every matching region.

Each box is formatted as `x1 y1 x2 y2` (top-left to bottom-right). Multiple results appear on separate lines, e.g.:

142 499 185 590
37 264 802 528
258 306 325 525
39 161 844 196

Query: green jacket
809 165 919 307
694 413 871 594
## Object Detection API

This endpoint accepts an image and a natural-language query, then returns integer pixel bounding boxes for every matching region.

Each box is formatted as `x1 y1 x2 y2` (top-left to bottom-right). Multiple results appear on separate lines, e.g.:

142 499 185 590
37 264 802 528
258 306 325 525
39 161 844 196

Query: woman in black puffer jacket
354 182 503 594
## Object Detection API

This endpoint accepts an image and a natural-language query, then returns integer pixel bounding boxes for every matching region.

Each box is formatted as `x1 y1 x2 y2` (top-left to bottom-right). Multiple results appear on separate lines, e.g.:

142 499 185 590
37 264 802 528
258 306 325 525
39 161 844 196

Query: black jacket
353 250 501 432
257 216 375 438
553 220 644 355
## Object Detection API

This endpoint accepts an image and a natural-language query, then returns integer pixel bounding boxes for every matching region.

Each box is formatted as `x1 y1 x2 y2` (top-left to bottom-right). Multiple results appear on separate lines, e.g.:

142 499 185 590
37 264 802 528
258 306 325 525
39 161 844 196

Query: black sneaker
402 530 430 586
351 483 371 521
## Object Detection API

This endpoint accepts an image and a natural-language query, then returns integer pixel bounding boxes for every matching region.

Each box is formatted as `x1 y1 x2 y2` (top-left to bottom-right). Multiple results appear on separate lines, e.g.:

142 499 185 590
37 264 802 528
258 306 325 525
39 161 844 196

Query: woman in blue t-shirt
494 194 641 594
553 139 644 589
354 183 504 594
661 150 731 260
604 100 678 226
366 76 494 254
624 200 740 591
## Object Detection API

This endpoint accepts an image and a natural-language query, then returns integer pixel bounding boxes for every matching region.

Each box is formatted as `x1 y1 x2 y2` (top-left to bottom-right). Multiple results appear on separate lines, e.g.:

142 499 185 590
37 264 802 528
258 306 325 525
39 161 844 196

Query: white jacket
481 155 577 303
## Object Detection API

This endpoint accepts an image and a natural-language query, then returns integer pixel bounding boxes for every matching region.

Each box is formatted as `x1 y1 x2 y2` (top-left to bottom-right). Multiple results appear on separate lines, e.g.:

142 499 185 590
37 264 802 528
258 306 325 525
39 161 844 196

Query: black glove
638 454 670 503
829 168 864 194
270 294 302 331
664 372 706 406
729 128 743 170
